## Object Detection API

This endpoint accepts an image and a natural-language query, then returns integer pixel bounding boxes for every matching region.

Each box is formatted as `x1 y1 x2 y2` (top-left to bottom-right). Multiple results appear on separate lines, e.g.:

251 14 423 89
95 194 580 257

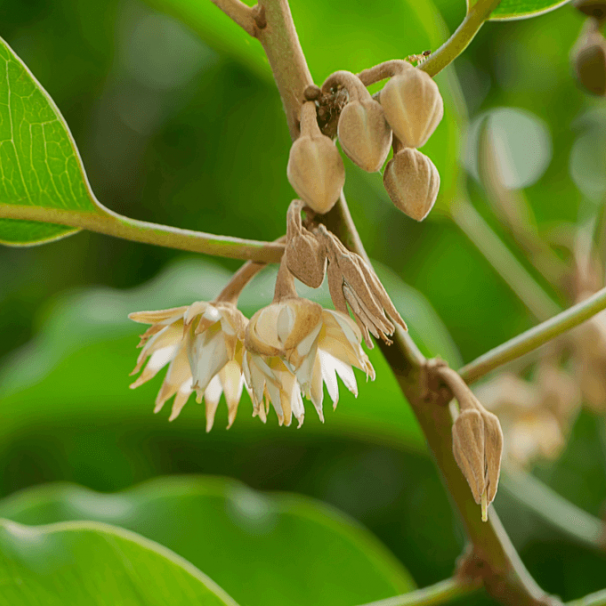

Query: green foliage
0 518 237 606
0 476 415 606
468 0 573 20
0 38 104 246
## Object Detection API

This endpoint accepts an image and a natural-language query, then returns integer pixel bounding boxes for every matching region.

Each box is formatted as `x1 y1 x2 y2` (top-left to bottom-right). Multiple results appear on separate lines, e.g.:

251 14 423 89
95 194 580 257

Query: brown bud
379 69 444 148
383 148 440 221
285 200 327 288
574 0 606 20
573 26 606 96
287 102 345 214
338 100 393 172
453 409 486 505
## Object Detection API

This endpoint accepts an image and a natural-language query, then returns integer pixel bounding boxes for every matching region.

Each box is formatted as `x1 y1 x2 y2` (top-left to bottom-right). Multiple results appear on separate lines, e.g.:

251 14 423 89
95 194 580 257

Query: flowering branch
0 203 284 263
356 578 480 606
420 0 502 77
459 284 606 383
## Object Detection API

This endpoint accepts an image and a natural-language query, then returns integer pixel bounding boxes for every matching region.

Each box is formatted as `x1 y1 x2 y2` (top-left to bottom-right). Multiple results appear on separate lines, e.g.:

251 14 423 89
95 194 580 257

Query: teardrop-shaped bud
285 234 326 288
452 409 486 505
573 0 606 20
383 148 440 221
287 102 345 214
337 100 393 172
379 69 444 148
573 28 606 96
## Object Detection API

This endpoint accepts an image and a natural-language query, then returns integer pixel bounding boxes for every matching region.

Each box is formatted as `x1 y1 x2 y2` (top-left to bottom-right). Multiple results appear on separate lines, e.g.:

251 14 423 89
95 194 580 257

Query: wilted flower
129 300 247 431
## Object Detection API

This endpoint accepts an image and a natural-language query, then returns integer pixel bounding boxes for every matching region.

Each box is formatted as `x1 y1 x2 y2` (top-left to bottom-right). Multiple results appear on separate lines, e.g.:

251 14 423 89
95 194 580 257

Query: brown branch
250 2 558 604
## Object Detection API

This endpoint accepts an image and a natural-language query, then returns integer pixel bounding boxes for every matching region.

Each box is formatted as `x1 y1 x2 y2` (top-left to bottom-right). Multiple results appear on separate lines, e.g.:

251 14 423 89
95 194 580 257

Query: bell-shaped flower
129 300 247 431
245 296 375 425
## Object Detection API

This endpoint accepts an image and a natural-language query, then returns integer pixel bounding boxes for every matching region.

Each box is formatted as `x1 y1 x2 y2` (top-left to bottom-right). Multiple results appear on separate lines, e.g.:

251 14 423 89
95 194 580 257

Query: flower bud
453 409 486 506
284 200 327 288
338 99 393 172
573 26 606 96
383 148 440 221
379 69 443 148
287 102 345 214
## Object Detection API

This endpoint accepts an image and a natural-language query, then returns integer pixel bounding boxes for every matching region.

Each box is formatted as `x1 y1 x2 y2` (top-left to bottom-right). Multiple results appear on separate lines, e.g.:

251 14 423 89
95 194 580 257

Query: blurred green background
1 0 606 604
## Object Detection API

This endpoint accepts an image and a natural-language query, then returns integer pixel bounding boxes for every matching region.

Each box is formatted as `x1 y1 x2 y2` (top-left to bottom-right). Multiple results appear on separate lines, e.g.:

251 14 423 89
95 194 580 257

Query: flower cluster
286 61 444 222
129 201 388 430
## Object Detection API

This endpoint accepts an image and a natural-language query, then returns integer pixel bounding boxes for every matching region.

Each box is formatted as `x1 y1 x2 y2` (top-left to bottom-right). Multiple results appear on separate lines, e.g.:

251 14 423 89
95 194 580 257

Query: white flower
244 297 375 425
129 301 247 431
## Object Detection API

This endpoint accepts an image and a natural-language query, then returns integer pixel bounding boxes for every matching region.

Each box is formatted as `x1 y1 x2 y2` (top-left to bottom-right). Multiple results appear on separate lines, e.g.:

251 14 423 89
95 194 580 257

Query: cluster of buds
129 200 405 430
572 0 606 96
286 60 444 222
429 361 504 522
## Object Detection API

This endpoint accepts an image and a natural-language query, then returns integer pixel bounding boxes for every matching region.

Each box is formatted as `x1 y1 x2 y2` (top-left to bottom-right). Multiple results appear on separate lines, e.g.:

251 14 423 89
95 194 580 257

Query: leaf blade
0 38 104 246
467 0 572 20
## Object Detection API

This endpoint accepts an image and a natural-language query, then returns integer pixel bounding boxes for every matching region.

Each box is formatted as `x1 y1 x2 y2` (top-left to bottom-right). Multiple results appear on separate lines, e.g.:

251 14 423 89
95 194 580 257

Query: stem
257 0 314 139
215 261 267 304
357 60 411 86
460 285 606 383
356 578 480 606
568 590 606 606
250 3 555 604
501 468 606 552
0 203 284 263
420 0 502 77
210 0 257 36
451 198 561 322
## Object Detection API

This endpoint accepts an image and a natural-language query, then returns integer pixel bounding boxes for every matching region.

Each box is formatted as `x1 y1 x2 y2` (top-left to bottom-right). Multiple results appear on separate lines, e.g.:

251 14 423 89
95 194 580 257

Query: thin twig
356 578 480 606
420 0 502 77
501 468 606 552
459 285 606 383
210 0 258 36
0 203 284 263
451 198 561 322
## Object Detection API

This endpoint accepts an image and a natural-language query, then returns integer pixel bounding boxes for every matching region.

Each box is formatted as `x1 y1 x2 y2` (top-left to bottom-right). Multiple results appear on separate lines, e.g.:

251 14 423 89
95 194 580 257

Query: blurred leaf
0 38 106 246
467 0 572 20
0 518 237 606
0 476 415 606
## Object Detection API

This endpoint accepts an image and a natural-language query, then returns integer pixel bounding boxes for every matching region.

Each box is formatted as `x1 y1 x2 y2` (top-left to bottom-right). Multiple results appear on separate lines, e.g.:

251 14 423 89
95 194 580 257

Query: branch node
252 4 267 29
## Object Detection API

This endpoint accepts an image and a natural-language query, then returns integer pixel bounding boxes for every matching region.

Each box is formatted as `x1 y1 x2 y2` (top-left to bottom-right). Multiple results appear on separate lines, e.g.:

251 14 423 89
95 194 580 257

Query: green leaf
0 518 237 606
467 0 572 20
0 38 108 246
0 476 415 606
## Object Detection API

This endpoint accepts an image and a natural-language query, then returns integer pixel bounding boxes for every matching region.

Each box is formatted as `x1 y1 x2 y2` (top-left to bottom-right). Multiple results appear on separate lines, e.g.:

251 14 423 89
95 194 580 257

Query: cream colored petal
189 330 230 393
203 374 223 432
169 378 195 422
265 379 285 425
295 321 323 358
319 350 340 407
332 356 358 401
220 361 244 429
309 354 325 421
277 304 296 347
153 346 191 410
183 301 208 326
129 306 188 325
295 341 319 396
130 344 178 389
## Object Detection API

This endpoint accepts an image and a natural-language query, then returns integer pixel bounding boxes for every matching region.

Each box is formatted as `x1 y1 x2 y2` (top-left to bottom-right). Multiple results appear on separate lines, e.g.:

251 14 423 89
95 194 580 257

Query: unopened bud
338 100 392 172
285 200 327 288
383 148 440 221
287 102 345 214
379 68 444 148
572 22 606 96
